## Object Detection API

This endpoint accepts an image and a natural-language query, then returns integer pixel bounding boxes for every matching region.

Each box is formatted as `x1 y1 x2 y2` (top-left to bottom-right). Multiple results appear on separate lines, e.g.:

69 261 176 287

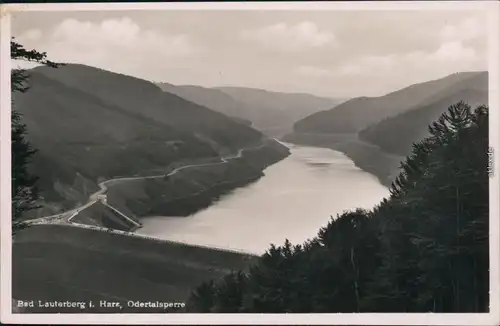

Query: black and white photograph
1 1 499 325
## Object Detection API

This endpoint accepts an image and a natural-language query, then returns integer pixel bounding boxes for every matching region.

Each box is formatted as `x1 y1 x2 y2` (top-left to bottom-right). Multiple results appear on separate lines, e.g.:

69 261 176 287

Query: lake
137 143 390 254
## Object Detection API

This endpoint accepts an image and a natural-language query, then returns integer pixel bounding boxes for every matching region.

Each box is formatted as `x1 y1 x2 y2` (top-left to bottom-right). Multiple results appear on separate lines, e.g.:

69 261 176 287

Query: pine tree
187 280 216 312
11 39 60 234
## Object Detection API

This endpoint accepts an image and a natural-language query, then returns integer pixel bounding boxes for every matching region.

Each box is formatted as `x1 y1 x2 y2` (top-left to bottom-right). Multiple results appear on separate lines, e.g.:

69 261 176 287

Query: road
24 142 267 227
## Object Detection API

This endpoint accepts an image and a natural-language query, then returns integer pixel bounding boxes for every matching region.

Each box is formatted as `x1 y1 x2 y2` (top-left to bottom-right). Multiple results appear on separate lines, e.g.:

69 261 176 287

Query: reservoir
137 143 391 255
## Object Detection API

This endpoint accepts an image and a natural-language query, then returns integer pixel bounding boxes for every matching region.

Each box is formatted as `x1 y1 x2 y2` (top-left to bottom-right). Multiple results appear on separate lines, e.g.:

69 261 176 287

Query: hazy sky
11 9 489 98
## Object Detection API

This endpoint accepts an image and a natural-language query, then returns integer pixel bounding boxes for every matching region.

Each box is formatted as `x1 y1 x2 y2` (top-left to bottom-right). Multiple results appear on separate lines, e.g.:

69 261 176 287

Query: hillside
359 73 488 156
13 64 288 216
285 71 488 186
13 224 259 313
188 103 489 313
105 138 289 219
214 86 343 136
293 71 486 134
155 84 343 137
156 83 254 126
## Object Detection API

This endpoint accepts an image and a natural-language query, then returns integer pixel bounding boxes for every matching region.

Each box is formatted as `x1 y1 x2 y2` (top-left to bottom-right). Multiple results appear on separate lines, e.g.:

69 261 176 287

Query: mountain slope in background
294 71 486 134
14 64 287 215
155 83 344 137
285 71 488 186
156 83 254 126
359 73 488 156
212 86 344 137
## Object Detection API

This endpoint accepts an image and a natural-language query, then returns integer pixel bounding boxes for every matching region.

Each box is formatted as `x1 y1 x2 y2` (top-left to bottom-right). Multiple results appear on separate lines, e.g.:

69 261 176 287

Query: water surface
137 143 390 254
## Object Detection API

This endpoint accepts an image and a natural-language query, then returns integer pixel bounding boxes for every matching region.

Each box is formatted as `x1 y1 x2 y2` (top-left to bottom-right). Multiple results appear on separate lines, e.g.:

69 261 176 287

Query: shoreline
281 132 404 188
103 138 290 223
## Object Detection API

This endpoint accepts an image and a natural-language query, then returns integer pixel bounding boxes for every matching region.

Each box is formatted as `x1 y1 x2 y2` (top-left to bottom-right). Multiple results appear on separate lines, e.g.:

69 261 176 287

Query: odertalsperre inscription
16 299 186 312
127 300 186 310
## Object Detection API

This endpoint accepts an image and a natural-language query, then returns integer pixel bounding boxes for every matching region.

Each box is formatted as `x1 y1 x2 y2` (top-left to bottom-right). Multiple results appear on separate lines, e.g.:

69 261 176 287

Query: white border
0 1 495 11
488 3 500 325
1 1 499 325
0 6 13 324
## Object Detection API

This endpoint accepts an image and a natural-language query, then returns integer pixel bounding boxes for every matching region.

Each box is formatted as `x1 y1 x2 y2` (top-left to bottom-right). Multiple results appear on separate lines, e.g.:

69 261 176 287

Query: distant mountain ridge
359 73 488 156
294 71 486 134
156 83 255 126
286 71 488 186
216 86 344 136
156 82 344 137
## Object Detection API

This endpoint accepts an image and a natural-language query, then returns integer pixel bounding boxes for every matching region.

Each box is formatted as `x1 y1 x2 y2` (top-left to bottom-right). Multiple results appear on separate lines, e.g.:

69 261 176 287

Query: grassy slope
13 224 259 313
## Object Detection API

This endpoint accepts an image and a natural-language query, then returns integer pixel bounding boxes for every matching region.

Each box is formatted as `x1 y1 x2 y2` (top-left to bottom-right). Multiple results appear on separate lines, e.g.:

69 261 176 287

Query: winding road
24 141 268 229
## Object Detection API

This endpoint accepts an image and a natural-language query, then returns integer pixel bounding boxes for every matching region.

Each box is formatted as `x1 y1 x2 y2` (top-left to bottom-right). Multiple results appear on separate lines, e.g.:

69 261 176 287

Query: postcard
1 1 499 324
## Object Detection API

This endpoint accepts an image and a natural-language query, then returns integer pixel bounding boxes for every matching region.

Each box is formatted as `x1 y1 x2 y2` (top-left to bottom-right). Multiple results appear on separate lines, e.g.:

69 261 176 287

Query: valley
157 82 345 138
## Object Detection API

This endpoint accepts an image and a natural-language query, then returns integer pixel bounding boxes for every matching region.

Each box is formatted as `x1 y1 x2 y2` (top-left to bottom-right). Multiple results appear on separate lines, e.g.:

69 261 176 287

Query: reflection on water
137 143 390 254
307 162 331 168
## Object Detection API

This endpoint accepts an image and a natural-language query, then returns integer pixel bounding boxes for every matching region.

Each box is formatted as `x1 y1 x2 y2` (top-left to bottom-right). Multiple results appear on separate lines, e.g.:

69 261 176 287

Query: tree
11 39 60 234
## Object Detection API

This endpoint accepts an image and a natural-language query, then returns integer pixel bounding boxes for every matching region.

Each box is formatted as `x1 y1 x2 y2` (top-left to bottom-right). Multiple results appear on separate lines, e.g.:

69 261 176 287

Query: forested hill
284 71 488 187
155 83 343 137
293 71 486 134
187 102 490 313
13 64 274 213
213 86 343 136
155 83 255 126
359 72 488 156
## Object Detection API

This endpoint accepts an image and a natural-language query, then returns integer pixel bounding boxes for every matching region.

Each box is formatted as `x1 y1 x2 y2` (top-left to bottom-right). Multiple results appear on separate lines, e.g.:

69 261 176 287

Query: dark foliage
359 74 488 156
11 39 61 233
188 102 490 313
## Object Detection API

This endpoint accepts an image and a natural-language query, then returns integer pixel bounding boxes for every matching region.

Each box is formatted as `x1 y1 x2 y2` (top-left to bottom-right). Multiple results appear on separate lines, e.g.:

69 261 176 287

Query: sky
11 9 489 98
